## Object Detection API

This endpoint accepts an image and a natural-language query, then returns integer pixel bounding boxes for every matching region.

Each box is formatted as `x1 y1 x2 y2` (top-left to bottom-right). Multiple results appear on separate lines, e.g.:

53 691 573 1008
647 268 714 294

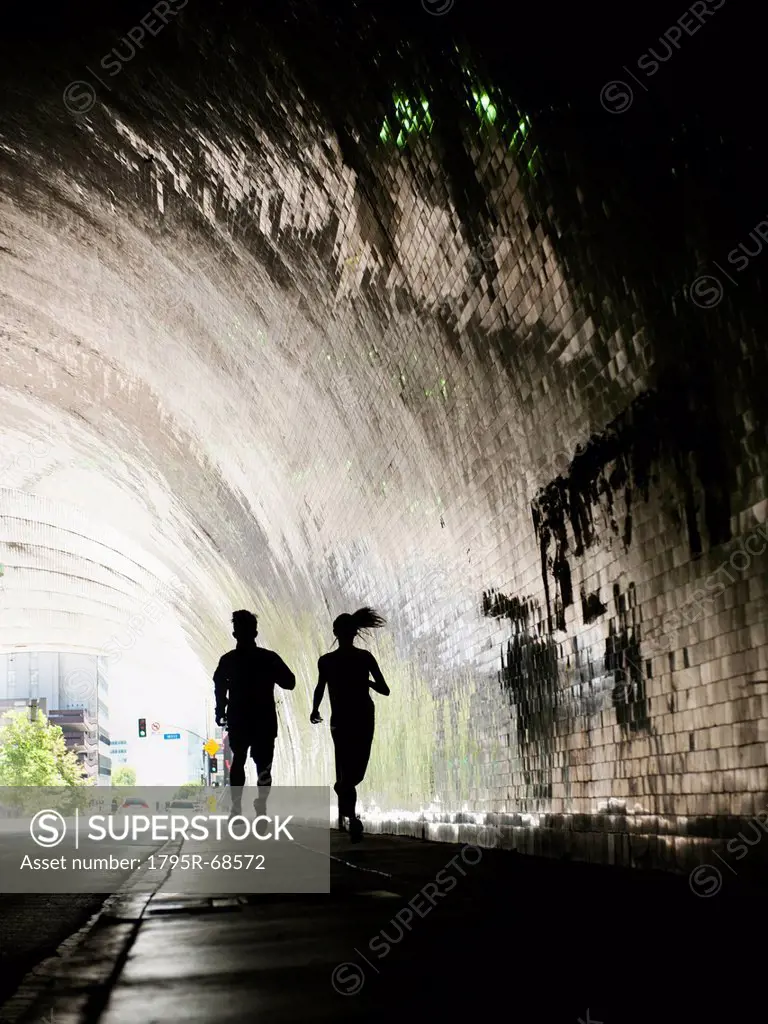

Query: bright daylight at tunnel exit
0 0 767 1021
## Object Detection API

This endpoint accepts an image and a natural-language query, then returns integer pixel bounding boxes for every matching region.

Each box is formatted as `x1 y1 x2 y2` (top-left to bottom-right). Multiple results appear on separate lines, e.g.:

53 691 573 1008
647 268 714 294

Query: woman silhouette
310 608 389 840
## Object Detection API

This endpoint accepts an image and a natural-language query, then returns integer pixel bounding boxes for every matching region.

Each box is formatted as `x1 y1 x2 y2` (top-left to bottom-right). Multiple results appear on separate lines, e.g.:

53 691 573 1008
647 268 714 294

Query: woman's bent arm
310 661 327 722
368 655 390 696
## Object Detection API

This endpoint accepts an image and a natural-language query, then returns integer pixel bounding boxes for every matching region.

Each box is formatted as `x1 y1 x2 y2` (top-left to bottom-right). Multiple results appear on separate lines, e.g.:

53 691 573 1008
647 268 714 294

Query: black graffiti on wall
549 581 652 735
604 582 651 735
484 579 652 810
483 589 559 806
581 587 607 623
530 384 732 636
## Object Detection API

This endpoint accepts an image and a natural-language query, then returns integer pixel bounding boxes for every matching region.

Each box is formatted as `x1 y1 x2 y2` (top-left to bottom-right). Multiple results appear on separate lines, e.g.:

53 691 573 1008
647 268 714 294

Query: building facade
48 707 98 782
0 652 110 784
110 739 128 766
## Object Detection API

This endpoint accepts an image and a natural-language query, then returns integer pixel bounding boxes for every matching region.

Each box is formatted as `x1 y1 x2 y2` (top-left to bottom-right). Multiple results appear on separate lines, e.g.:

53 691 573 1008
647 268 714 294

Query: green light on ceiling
471 89 497 125
379 92 433 148
509 115 532 153
462 63 534 156
526 146 541 178
378 74 537 179
394 94 433 134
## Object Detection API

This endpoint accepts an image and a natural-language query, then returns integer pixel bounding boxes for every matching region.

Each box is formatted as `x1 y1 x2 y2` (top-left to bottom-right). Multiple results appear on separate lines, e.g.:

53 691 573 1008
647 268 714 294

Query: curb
0 839 182 1024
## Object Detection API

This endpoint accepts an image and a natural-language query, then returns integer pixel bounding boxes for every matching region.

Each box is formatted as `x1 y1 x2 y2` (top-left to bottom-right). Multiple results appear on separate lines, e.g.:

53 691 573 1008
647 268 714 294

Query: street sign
163 733 181 740
203 739 220 757
151 722 161 733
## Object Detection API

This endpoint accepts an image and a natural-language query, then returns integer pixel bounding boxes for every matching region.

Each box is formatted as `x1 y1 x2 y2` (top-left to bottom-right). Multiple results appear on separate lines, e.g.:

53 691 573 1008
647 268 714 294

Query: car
167 798 197 819
117 797 150 815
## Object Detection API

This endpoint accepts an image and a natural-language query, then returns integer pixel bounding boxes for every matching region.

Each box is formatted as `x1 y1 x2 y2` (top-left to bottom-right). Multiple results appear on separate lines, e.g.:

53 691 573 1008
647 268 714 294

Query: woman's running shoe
349 817 363 843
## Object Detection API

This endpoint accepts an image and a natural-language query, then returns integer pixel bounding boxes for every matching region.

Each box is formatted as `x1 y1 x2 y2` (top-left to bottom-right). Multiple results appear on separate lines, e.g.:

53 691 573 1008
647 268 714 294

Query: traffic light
138 718 147 738
209 756 217 774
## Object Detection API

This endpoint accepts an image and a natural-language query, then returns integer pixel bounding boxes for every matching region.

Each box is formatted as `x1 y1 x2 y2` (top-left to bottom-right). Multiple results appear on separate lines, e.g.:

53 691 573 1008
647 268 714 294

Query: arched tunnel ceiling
2 0 768 812
0 1 570 676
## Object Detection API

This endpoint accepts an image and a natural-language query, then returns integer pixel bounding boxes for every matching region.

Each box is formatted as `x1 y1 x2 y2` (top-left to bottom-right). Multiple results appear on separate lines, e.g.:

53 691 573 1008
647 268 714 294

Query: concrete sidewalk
5 829 767 1024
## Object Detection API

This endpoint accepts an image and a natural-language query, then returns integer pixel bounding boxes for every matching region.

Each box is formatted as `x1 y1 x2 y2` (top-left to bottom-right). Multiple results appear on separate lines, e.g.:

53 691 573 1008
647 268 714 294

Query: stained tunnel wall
1 0 768 874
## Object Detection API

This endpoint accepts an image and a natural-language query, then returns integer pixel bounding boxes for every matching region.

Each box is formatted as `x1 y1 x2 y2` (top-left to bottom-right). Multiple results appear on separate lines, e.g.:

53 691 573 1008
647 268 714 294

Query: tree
176 781 203 798
0 709 90 787
112 766 136 786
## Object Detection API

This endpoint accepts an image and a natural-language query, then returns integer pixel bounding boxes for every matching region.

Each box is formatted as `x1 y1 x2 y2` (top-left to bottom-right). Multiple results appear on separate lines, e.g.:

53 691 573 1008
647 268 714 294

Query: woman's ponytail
350 607 386 635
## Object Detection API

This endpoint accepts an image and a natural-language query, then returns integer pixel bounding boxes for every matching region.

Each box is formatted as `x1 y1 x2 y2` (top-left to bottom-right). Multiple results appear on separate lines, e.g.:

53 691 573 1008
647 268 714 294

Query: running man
214 610 295 814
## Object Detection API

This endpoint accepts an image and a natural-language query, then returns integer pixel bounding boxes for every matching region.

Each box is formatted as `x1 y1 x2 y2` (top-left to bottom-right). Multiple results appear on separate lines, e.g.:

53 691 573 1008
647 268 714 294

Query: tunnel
2 0 768 892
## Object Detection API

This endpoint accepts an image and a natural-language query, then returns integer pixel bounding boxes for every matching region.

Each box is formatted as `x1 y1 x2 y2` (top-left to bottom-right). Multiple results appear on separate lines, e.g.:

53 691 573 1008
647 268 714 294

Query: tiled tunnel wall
1 1 768 876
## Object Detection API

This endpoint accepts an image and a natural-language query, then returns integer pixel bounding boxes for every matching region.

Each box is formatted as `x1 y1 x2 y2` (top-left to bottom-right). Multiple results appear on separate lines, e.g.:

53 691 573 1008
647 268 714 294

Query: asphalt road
0 836 164 1007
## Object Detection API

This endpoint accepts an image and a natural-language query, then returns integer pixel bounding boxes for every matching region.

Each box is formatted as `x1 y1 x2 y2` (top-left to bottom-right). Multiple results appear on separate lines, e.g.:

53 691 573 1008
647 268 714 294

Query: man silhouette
213 610 295 815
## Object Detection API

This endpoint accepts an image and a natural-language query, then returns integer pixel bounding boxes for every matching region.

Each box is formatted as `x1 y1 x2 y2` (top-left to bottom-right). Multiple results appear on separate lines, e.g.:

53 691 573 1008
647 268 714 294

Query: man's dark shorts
228 726 276 766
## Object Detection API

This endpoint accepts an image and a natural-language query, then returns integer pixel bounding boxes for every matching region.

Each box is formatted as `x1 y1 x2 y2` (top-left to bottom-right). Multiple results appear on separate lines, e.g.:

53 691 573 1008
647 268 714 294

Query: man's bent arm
274 654 296 691
213 659 229 719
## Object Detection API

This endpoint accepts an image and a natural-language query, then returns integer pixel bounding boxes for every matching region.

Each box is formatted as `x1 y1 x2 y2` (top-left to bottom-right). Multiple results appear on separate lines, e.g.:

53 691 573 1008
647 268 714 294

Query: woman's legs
331 729 347 827
333 715 375 831
332 725 358 822
349 716 375 789
347 727 373 838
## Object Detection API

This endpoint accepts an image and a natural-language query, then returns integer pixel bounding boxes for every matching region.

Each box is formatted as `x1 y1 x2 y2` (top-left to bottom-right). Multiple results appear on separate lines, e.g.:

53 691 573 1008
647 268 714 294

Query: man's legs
230 749 247 787
229 742 247 817
251 731 275 814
